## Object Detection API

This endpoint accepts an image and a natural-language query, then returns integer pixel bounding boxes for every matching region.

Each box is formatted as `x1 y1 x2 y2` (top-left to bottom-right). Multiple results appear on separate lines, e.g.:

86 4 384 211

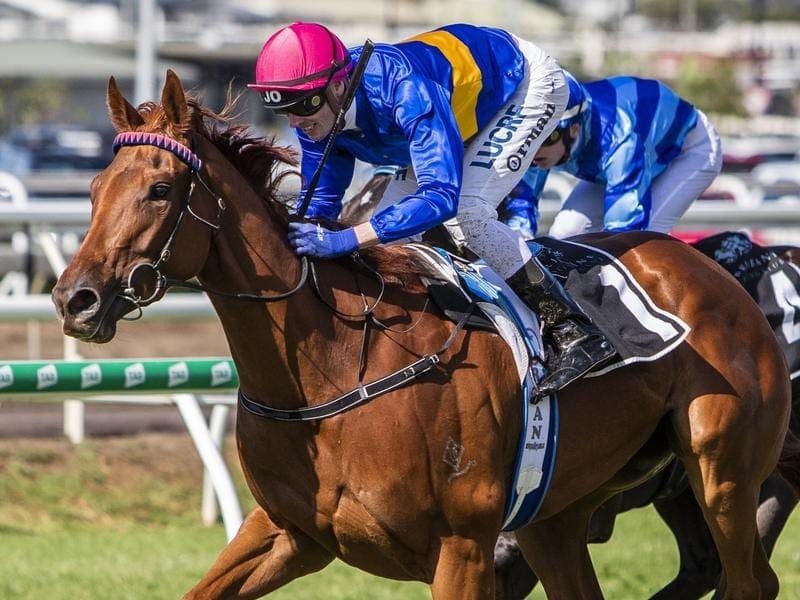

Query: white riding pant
548 109 722 238
376 38 568 279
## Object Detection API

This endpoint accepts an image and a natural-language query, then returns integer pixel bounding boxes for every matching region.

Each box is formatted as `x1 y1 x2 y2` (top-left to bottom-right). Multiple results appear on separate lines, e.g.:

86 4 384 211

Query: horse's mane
137 88 297 222
136 91 439 293
358 245 442 292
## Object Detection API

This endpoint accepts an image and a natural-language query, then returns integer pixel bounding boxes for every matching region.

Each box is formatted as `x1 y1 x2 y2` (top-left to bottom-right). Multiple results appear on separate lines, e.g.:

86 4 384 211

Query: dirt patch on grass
0 432 249 529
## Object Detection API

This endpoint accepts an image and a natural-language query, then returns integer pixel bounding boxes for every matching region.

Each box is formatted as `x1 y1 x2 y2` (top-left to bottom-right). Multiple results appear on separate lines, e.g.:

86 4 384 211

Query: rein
111 132 308 312
111 129 468 422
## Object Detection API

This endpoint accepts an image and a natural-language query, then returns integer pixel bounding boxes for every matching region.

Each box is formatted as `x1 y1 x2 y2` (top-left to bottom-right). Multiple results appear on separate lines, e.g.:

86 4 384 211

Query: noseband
111 131 307 314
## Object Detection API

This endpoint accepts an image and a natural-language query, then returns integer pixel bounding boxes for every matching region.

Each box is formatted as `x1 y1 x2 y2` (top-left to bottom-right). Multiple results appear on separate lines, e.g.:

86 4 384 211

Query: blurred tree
533 0 563 9
636 0 800 28
595 52 744 115
766 0 800 21
636 0 749 29
17 80 87 125
0 79 90 134
671 56 745 115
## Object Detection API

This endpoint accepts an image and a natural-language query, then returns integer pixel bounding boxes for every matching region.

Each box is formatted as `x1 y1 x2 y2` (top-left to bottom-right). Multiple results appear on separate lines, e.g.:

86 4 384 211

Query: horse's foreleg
183 506 333 600
429 536 495 600
513 507 602 600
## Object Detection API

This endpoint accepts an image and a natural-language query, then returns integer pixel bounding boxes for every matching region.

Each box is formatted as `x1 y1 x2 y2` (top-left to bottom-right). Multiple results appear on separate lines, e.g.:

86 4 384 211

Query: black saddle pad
692 231 800 379
418 237 689 373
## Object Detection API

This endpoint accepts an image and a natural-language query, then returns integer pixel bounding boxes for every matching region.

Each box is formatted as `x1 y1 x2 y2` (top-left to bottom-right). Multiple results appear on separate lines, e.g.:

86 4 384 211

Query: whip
295 39 376 219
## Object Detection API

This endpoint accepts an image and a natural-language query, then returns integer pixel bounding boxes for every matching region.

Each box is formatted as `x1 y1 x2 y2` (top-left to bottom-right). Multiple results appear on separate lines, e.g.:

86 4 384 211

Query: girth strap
239 302 475 422
239 354 440 422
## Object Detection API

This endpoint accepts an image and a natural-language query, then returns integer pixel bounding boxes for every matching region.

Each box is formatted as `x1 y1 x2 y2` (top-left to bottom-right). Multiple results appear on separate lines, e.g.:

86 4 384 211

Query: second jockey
501 72 722 238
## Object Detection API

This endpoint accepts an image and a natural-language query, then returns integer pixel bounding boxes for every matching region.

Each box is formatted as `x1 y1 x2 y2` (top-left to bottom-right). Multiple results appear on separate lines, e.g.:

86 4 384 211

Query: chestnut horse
52 70 800 599
345 171 800 599
347 171 800 600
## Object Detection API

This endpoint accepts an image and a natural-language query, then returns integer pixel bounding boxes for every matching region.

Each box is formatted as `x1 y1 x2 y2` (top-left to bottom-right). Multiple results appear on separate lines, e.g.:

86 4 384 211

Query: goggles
266 89 327 117
261 87 327 116
541 127 568 147
258 59 341 118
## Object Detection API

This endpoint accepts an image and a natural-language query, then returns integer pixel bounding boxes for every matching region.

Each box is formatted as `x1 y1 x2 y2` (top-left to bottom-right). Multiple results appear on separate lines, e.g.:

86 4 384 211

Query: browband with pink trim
112 132 202 172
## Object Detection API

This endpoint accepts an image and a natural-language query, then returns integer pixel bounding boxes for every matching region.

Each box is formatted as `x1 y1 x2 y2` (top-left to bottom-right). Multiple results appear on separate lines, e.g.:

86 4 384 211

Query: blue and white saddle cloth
410 237 690 531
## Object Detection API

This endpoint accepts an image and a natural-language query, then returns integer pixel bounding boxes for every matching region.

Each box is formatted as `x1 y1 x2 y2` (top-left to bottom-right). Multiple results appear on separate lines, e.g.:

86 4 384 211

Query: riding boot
507 257 616 397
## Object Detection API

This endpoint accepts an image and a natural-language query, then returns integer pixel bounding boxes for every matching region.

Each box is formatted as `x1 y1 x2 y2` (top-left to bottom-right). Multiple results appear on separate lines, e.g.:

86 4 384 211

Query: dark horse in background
52 71 800 599
347 171 800 599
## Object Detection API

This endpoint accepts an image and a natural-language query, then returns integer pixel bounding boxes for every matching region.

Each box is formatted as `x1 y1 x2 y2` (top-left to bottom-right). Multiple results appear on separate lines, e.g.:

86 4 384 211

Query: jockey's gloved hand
287 222 358 258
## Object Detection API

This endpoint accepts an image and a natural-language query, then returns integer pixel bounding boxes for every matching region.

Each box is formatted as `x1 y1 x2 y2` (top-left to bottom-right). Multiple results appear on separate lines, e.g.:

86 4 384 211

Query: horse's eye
150 183 171 199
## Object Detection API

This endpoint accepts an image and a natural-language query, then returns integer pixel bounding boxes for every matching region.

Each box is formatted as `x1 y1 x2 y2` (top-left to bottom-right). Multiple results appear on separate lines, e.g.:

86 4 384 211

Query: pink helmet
248 22 352 109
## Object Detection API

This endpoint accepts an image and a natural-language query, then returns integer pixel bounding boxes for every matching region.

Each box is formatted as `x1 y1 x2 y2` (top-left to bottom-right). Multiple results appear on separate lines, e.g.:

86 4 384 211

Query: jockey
500 72 722 239
249 21 615 396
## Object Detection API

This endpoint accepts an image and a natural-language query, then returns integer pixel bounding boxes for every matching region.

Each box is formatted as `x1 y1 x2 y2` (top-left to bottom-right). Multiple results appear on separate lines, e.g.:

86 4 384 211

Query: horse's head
52 70 225 342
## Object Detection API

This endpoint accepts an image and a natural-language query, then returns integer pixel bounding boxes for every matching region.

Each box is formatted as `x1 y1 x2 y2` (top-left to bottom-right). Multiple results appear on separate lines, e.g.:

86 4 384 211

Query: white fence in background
0 177 242 539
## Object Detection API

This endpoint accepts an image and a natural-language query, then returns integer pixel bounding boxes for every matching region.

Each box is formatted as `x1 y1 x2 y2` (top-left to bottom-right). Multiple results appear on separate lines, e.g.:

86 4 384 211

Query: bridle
110 130 461 423
111 131 308 316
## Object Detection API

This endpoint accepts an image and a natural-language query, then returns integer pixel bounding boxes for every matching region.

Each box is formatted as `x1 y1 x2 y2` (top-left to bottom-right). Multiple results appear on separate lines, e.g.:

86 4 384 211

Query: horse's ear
107 76 144 132
161 69 190 131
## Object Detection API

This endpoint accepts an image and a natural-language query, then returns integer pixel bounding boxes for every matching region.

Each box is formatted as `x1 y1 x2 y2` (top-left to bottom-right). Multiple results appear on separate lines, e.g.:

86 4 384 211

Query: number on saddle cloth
692 231 800 379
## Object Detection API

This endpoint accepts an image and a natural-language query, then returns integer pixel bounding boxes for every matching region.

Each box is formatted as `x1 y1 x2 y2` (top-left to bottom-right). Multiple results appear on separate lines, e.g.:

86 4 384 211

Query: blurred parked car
0 123 113 176
696 133 800 206
0 124 114 198
721 133 800 174
749 160 800 205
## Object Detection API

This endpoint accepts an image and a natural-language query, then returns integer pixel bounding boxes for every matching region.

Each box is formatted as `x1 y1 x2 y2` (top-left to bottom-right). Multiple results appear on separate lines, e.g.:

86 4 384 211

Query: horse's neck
195 144 358 405
192 144 304 391
191 136 294 288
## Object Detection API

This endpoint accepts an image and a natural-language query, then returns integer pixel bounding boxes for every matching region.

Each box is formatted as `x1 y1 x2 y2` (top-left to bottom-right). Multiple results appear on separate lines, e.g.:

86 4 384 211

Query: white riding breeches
376 38 568 279
548 109 722 238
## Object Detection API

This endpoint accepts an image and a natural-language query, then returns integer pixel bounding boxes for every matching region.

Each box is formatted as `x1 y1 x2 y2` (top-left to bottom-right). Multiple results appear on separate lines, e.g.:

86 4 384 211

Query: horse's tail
777 395 800 496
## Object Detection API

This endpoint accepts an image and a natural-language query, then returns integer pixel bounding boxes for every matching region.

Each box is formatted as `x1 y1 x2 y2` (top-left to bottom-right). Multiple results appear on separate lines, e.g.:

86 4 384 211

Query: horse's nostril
66 288 100 317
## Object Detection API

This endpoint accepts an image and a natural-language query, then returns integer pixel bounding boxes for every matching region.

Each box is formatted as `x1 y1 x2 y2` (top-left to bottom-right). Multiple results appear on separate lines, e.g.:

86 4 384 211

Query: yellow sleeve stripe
405 30 483 141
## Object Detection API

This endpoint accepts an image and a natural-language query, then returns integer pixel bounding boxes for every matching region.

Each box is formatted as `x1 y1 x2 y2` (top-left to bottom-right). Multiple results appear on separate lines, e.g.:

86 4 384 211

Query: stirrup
550 320 591 350
535 336 615 398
